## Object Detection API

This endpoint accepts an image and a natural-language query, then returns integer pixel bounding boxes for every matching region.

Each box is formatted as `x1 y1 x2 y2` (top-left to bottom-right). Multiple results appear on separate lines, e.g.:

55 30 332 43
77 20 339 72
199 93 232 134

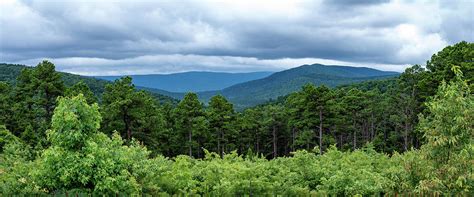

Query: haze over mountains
95 71 273 92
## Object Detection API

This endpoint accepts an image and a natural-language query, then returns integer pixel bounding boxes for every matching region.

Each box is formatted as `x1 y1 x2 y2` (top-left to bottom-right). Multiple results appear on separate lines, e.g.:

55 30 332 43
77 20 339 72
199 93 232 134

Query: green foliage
101 76 165 153
0 133 36 194
0 125 19 152
64 81 98 104
207 95 235 156
0 42 473 195
48 95 101 150
21 94 158 195
0 82 13 127
6 61 65 148
173 92 207 157
418 70 474 194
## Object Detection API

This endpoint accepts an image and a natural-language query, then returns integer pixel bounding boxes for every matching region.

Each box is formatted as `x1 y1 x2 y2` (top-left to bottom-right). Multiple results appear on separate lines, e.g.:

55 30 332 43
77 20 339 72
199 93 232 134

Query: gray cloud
0 0 472 75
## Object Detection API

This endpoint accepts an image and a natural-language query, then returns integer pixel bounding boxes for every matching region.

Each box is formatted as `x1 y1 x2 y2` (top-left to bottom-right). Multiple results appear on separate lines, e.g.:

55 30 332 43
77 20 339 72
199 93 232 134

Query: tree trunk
123 111 131 142
353 117 357 150
218 128 222 158
256 136 260 154
371 113 375 140
404 108 409 151
291 128 294 151
404 121 409 151
273 125 277 158
217 129 223 158
339 134 343 149
188 129 192 157
127 128 131 143
319 109 323 153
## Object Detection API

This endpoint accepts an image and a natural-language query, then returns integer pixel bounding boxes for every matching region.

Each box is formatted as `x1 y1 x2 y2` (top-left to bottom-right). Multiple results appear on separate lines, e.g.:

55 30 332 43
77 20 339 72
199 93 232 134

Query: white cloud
16 54 406 76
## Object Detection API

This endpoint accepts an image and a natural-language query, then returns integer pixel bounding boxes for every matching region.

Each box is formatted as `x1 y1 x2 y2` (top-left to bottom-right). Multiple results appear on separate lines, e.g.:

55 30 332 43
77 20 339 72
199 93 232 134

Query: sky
0 0 473 76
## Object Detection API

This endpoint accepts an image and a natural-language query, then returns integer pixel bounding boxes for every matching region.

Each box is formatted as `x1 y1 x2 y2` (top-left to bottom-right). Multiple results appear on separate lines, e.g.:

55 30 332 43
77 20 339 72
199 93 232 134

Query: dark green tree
301 84 332 153
65 81 97 104
33 60 65 126
341 88 365 150
10 61 64 146
101 76 164 150
261 104 287 158
0 82 13 128
420 41 474 99
174 93 206 157
207 95 235 157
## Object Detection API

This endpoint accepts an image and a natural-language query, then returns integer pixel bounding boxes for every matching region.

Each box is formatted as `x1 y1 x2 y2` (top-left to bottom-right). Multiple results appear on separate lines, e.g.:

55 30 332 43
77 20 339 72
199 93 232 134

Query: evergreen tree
101 76 164 150
174 92 206 157
301 84 332 153
261 104 287 158
10 61 64 146
33 60 65 126
341 88 365 150
421 41 474 99
207 95 235 157
396 65 425 150
65 81 98 104
0 82 13 129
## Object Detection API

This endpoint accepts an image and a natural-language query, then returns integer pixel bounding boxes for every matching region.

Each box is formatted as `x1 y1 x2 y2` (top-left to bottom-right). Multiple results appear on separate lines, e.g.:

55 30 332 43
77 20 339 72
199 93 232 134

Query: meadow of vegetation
0 42 472 195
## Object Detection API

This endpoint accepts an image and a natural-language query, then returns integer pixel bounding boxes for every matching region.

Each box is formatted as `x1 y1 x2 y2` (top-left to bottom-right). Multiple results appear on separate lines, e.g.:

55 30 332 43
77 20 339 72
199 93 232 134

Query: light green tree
418 67 473 194
33 94 155 194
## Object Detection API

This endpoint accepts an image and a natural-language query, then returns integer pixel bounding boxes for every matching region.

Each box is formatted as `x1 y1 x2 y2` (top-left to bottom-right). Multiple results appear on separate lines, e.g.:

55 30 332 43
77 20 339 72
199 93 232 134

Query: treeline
0 41 473 195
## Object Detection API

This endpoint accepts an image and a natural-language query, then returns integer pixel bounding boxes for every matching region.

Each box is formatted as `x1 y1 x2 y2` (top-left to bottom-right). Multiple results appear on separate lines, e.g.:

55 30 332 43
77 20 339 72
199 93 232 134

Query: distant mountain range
139 64 399 109
1 63 399 109
95 71 273 92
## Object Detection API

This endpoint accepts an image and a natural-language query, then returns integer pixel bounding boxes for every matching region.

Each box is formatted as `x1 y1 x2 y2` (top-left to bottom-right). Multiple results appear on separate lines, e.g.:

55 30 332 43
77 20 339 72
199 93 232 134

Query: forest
0 41 473 195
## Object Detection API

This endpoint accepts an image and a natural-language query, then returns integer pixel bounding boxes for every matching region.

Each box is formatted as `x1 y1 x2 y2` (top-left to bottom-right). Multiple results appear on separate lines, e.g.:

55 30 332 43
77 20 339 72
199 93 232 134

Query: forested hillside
0 41 473 195
0 63 178 104
96 71 273 92
190 64 398 108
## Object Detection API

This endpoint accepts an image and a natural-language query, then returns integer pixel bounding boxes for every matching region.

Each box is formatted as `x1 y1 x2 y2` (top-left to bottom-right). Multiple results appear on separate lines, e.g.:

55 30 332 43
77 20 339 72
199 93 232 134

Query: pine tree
174 92 206 157
65 81 98 104
101 76 164 150
207 95 235 157
10 61 64 146
301 84 331 153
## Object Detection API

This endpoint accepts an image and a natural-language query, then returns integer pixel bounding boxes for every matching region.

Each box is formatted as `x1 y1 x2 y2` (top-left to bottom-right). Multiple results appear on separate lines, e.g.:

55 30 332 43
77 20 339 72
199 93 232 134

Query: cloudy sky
0 0 473 76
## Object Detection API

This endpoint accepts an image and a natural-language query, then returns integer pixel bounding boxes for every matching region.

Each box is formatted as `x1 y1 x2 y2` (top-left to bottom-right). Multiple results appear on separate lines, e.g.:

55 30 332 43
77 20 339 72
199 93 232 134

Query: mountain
95 71 273 92
1 63 399 109
0 63 178 104
188 64 399 108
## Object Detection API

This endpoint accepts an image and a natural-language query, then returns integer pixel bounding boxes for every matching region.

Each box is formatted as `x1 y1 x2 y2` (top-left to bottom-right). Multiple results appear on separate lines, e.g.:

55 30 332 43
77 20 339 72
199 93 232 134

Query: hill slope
192 64 399 108
95 71 273 92
0 63 178 104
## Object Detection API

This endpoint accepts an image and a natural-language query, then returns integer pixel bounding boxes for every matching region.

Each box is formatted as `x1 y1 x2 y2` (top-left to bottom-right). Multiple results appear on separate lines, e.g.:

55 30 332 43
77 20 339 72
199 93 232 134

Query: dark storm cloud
0 0 472 75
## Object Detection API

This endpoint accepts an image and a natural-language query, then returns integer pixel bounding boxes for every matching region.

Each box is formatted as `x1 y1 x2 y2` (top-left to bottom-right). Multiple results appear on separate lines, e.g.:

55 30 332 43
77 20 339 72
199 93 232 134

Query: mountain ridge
95 71 273 92
143 63 399 109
